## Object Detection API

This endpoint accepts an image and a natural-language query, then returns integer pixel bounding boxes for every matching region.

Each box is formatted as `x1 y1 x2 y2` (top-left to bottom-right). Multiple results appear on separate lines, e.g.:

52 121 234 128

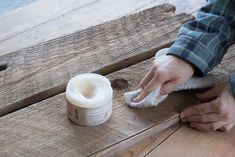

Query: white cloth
124 48 215 108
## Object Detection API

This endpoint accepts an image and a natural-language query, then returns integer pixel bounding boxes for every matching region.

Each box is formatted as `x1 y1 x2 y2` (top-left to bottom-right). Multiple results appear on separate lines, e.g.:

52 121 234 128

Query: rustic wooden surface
146 125 235 157
211 45 235 84
1 44 234 156
92 119 182 157
0 0 205 55
0 57 200 156
0 3 234 157
0 4 193 116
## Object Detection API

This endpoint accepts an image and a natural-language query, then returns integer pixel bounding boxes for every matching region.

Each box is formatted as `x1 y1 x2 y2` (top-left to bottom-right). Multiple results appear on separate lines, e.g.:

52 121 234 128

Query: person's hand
134 55 194 102
180 82 235 132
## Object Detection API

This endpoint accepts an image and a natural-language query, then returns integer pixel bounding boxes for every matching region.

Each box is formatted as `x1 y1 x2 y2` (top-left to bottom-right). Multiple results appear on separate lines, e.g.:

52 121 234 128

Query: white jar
66 73 113 126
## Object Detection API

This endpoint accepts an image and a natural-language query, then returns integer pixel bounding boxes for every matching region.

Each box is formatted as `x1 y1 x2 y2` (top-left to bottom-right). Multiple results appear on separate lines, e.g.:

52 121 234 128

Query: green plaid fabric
167 0 235 96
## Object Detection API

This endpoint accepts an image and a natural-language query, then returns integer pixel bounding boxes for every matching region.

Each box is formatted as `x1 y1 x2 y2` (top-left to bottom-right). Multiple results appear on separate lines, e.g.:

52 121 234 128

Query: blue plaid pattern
167 0 235 96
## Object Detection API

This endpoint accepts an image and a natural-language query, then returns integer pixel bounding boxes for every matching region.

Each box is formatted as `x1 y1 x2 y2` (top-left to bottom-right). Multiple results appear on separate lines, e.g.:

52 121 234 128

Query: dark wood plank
0 4 193 116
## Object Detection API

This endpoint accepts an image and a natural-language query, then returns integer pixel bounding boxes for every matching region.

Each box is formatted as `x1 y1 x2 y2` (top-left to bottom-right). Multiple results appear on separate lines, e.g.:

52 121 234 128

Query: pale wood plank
146 125 235 157
0 56 200 156
131 0 205 14
0 0 94 41
0 0 205 56
0 0 163 55
0 4 193 116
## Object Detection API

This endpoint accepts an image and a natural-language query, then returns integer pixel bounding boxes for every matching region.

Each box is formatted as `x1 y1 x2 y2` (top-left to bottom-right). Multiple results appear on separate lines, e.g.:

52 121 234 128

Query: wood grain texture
210 44 235 84
0 0 94 42
0 41 233 157
0 4 193 116
0 0 205 56
91 44 235 157
146 125 235 157
0 49 234 157
0 57 200 157
92 117 181 157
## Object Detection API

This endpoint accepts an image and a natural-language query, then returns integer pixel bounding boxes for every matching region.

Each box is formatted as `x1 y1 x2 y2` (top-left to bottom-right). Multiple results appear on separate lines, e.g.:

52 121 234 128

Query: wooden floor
1 1 235 157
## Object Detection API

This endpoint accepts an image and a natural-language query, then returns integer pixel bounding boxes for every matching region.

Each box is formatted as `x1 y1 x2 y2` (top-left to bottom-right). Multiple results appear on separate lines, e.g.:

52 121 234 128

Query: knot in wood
111 79 129 90
0 63 7 71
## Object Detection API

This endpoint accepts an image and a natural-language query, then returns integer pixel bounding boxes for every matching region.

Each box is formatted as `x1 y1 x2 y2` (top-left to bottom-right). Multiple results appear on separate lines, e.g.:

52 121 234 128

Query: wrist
169 54 195 74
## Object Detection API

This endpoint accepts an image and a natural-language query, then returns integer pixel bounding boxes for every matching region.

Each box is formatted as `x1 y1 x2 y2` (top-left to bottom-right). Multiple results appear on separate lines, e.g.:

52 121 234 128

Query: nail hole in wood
111 79 129 90
0 63 7 71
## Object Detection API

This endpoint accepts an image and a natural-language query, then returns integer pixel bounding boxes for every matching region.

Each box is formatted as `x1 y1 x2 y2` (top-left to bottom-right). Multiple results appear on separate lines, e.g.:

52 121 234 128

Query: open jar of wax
66 73 113 126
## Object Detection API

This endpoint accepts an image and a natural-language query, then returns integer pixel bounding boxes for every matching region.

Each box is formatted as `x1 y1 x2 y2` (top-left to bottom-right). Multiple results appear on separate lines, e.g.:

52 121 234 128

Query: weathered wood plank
0 4 193 116
0 57 200 157
210 45 235 84
0 0 205 56
91 117 181 157
146 125 235 157
1 43 233 157
0 0 94 42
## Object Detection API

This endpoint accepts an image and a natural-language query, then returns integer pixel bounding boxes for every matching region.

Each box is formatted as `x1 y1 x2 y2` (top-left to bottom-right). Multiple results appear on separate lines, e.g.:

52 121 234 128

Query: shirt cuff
167 35 216 76
229 74 235 97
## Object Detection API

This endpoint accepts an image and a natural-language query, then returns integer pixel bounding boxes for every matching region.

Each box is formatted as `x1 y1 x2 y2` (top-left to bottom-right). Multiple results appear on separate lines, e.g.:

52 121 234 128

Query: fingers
139 65 155 89
136 63 167 102
133 90 148 102
180 100 218 119
182 82 235 132
190 121 226 132
195 87 219 101
144 72 165 92
182 113 222 123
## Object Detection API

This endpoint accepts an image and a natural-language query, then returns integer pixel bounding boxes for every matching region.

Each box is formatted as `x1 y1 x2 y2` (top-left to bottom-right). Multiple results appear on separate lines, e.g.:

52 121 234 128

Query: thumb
195 87 219 100
160 82 177 95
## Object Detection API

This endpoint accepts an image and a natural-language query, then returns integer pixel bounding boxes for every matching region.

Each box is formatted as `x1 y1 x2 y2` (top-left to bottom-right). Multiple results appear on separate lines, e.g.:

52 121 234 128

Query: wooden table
0 3 234 157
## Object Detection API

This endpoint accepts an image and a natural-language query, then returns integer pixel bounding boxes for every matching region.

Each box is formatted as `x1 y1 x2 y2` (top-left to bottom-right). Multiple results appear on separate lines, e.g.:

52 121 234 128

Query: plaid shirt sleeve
167 0 235 96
